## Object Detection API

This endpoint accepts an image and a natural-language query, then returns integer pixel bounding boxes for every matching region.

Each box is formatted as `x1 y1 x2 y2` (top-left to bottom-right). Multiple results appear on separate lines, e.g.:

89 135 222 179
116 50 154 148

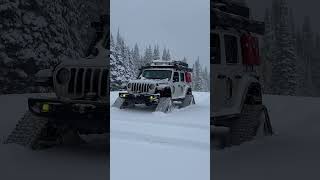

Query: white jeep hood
128 79 169 84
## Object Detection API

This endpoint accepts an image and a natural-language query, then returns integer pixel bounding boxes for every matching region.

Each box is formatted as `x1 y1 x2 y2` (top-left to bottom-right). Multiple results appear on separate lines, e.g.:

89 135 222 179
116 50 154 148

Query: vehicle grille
66 67 108 98
130 83 152 93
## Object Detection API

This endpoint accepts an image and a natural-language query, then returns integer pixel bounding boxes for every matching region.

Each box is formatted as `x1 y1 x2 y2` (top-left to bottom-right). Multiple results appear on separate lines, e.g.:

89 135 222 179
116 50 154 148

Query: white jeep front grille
130 83 152 93
55 67 108 98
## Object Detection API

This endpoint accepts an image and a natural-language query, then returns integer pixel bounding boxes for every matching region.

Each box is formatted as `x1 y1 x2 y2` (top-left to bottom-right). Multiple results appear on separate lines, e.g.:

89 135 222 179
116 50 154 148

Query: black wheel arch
244 82 262 105
157 87 172 98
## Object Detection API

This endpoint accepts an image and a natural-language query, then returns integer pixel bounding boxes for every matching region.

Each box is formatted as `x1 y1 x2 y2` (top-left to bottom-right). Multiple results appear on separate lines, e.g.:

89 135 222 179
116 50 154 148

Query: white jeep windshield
141 70 172 80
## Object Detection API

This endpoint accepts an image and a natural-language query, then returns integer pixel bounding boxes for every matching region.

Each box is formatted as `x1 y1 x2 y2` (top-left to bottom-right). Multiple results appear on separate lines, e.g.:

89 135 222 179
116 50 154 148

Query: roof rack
142 60 193 72
211 0 265 35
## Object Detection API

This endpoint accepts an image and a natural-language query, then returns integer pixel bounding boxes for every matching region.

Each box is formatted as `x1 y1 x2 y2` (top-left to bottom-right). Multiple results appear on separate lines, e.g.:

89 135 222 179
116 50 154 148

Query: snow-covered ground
213 95 320 180
110 91 210 180
0 94 108 180
3 93 317 180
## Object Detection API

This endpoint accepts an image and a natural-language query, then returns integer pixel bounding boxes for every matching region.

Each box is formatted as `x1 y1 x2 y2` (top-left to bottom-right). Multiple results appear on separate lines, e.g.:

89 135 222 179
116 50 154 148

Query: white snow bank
110 91 210 180
0 94 108 180
212 95 320 180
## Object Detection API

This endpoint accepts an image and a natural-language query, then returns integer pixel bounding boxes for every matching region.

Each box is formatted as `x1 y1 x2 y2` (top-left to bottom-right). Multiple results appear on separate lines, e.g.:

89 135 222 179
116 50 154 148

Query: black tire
230 104 264 145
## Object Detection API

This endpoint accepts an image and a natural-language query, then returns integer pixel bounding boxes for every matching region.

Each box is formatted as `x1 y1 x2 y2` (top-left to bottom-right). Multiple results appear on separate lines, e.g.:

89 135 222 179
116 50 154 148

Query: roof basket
212 0 250 18
143 60 192 72
212 0 265 35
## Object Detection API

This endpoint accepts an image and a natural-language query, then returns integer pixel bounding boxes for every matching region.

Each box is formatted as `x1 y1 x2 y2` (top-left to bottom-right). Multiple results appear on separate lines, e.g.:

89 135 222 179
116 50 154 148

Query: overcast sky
111 0 210 67
247 0 320 33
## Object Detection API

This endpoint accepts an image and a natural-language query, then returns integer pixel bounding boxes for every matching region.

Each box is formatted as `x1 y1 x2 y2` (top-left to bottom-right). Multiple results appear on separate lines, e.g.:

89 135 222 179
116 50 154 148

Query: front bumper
28 98 108 133
119 92 160 105
28 98 108 119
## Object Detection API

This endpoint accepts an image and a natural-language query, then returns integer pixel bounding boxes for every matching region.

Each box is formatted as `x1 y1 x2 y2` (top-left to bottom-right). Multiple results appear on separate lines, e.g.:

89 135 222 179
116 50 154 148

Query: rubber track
3 111 49 148
230 104 265 145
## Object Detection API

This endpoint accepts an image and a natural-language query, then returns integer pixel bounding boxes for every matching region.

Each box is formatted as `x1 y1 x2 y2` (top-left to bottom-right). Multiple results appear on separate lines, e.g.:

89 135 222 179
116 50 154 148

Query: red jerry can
185 72 192 83
241 34 260 65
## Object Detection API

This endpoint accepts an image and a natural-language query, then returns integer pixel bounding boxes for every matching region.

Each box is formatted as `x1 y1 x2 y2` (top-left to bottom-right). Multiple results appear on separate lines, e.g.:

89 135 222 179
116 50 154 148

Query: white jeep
211 0 273 147
113 60 195 112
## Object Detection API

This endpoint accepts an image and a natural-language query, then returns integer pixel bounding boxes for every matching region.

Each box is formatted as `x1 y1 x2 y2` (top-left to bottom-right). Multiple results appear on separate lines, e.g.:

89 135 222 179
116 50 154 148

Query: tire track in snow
111 130 210 151
112 117 208 131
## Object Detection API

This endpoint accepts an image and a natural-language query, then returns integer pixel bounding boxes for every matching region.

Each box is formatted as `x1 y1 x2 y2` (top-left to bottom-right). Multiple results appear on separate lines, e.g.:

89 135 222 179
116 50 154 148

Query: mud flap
257 105 273 136
180 95 195 108
155 97 174 113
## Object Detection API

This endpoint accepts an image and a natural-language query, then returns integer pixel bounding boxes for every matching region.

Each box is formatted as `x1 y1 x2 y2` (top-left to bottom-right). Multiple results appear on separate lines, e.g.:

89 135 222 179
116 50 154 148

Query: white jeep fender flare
232 74 261 115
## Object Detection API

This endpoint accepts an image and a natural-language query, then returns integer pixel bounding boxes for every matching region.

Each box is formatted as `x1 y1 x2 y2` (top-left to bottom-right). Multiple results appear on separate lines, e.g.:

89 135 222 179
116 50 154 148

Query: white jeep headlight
127 83 132 90
56 68 70 85
149 84 155 90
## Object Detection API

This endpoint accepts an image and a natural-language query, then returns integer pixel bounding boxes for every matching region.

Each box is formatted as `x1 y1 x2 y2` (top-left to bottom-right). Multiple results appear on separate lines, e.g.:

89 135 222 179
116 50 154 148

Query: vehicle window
173 72 180 82
180 72 185 82
141 70 172 80
211 33 221 64
224 35 239 64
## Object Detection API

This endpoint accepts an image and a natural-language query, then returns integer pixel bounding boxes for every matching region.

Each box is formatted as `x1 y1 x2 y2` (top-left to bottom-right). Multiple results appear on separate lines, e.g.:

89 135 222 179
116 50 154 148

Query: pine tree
110 34 115 50
262 8 275 93
192 57 203 91
202 67 210 92
166 49 171 61
301 16 314 95
162 48 167 60
143 45 153 65
312 33 320 95
270 0 297 95
110 30 136 90
153 45 160 60
133 43 141 72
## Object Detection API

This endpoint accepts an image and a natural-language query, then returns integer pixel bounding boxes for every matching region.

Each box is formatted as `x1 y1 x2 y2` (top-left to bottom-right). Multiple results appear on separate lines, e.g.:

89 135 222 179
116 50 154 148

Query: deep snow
2 93 317 180
212 95 320 180
110 91 210 180
0 94 108 180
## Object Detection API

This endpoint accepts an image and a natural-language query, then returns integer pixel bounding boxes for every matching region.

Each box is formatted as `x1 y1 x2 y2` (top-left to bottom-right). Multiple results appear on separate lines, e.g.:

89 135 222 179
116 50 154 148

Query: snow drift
110 91 210 180
212 95 320 180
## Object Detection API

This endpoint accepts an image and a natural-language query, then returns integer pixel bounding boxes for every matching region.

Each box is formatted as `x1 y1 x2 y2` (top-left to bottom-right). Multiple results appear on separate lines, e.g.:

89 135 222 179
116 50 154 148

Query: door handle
217 74 226 79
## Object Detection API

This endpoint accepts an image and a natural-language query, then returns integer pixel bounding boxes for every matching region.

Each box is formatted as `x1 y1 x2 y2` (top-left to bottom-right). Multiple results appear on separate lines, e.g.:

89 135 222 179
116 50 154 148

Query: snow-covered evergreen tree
201 67 210 92
153 45 160 60
110 30 135 90
162 48 168 61
132 43 142 72
192 57 203 91
0 0 102 94
270 0 297 95
301 16 315 95
261 8 275 93
166 49 171 61
143 45 153 65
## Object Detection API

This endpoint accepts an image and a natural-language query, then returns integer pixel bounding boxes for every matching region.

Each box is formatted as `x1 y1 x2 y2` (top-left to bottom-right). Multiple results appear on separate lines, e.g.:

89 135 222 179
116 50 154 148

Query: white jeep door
212 31 243 117
223 33 243 109
179 72 187 97
172 71 181 99
211 32 228 114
